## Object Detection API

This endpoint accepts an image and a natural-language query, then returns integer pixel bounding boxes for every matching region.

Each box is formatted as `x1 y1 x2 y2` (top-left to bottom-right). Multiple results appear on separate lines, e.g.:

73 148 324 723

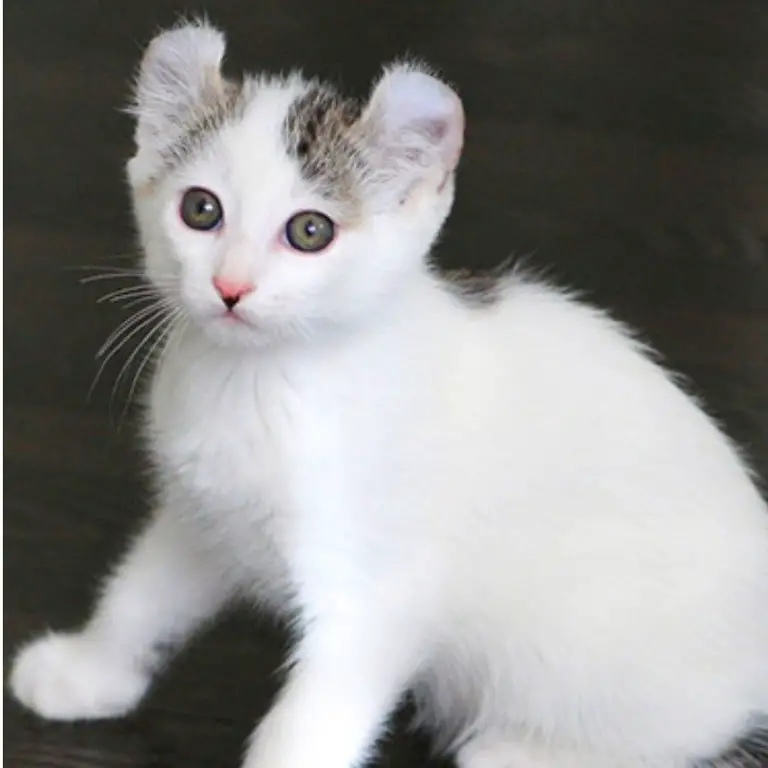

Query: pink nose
212 276 254 309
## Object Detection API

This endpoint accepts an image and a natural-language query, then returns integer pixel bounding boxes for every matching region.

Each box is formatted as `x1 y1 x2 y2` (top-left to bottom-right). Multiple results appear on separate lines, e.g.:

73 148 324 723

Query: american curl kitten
9 20 768 768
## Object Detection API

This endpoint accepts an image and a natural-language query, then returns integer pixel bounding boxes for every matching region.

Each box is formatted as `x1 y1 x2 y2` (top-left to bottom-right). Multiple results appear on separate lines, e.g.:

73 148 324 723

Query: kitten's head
126 20 464 348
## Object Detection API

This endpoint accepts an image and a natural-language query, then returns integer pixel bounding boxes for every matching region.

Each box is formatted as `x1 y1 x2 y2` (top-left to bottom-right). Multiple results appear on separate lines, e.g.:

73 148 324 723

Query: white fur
10 22 768 768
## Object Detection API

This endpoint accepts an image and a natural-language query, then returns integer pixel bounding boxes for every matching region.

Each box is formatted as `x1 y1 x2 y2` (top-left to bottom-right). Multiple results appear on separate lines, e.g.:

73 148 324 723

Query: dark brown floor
4 1 768 766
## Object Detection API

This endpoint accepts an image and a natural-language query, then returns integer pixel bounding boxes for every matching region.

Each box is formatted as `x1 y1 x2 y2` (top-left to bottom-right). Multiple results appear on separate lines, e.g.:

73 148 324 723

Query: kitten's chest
149 348 322 514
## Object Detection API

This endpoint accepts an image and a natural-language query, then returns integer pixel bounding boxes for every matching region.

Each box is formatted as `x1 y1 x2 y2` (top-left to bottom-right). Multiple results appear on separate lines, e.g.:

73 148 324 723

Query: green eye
285 211 335 253
180 188 223 231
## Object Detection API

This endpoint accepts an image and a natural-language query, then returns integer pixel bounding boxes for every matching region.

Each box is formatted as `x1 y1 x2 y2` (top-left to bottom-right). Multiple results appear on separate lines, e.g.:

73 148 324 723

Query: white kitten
10 20 768 768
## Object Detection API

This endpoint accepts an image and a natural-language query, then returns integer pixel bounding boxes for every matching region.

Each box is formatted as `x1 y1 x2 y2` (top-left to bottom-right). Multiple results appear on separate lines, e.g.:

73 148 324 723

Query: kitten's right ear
129 20 228 153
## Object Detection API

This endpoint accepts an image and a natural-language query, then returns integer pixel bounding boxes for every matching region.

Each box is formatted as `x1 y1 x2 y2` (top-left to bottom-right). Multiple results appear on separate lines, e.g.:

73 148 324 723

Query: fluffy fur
9 20 768 768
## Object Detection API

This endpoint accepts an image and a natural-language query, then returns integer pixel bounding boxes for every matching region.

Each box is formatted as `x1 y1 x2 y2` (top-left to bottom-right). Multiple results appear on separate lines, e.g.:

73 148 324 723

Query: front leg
244 610 423 768
9 504 233 720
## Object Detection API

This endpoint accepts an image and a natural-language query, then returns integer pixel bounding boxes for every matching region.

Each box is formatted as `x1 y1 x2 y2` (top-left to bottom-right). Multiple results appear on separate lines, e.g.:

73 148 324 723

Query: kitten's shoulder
445 262 649 354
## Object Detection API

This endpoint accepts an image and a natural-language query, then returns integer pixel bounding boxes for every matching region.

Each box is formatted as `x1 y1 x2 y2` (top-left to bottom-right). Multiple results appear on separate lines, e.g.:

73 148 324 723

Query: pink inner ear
370 67 466 173
421 119 449 141
409 101 464 173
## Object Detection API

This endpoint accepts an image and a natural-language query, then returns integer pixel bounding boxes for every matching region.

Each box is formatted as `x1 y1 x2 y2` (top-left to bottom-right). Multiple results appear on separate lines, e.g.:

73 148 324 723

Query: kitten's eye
180 188 223 231
284 211 335 253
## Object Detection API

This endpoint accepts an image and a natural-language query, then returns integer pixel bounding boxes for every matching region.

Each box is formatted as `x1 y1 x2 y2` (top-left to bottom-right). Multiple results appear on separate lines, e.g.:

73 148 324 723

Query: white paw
8 631 150 720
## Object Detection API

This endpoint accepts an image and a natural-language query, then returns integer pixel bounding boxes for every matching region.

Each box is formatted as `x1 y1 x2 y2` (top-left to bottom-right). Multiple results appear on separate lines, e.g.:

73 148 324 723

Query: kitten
9 20 768 768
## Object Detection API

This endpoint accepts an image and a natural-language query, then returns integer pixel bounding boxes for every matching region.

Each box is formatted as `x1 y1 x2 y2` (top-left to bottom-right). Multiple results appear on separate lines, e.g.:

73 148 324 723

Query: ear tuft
361 61 464 197
129 19 229 151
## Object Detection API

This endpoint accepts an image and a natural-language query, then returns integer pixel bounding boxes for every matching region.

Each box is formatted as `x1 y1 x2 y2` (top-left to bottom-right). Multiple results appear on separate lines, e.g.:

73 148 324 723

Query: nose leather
212 276 254 309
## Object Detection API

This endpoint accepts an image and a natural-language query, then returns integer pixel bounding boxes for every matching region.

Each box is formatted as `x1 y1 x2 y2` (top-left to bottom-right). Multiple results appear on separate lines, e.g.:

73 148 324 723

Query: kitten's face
127 22 464 348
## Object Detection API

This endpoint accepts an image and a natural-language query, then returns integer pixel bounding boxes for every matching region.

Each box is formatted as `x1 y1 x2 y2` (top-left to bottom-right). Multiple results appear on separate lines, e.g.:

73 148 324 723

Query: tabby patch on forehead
159 78 247 176
283 84 366 218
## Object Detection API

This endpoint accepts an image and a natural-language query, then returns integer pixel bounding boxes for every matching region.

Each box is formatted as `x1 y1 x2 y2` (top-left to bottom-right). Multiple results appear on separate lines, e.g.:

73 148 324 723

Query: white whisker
80 272 147 284
76 266 177 288
118 308 185 425
119 294 174 311
69 265 144 273
89 305 170 401
97 301 169 358
111 313 168 402
97 285 161 304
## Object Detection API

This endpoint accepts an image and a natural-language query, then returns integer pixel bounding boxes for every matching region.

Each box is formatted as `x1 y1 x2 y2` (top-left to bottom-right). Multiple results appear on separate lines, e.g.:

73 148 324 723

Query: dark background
4 1 768 766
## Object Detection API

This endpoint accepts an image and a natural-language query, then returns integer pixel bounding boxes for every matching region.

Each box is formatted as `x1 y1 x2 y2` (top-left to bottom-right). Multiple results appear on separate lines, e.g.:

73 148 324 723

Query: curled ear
360 62 464 201
129 19 229 152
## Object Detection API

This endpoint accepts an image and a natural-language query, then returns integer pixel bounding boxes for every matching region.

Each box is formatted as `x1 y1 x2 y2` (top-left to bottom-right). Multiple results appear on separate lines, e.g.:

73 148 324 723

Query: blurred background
5 1 767 766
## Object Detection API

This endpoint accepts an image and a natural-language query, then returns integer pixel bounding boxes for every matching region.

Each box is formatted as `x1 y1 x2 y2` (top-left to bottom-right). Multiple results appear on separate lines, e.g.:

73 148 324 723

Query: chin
199 317 268 349
195 311 305 351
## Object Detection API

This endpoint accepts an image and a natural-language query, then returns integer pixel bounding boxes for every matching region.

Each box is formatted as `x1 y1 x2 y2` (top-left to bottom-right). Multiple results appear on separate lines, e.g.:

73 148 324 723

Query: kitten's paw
9 632 150 720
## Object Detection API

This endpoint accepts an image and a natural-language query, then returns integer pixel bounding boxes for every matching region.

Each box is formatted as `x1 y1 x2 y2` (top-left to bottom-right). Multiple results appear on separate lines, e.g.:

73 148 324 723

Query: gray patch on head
158 78 248 176
282 83 366 218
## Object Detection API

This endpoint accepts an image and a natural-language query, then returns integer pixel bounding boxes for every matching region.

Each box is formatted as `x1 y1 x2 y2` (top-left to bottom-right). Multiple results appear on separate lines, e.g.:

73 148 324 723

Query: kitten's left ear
360 62 465 201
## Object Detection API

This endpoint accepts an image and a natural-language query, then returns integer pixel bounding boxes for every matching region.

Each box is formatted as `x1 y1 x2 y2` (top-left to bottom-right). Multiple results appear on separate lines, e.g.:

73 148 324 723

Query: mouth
220 309 248 324
207 306 262 333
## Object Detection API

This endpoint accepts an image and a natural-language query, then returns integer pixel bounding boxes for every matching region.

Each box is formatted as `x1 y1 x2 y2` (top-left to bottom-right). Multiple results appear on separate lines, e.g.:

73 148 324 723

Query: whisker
119 294 173 311
97 285 161 304
76 267 177 287
112 311 171 404
79 272 147 284
89 306 167 388
118 309 184 425
97 301 170 358
162 314 191 367
89 305 171 401
70 265 144 275
96 305 169 370
81 274 178 288
85 255 187 418
68 264 142 272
